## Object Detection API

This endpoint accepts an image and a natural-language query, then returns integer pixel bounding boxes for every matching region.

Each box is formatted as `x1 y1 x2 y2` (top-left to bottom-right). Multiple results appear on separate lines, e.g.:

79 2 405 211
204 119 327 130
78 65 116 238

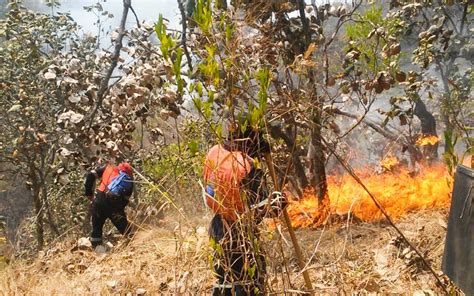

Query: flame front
287 164 452 228
416 135 439 146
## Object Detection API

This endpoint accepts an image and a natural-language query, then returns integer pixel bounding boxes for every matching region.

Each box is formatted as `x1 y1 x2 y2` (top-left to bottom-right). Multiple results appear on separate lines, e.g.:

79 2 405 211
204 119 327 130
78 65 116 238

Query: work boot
212 283 253 296
90 237 102 248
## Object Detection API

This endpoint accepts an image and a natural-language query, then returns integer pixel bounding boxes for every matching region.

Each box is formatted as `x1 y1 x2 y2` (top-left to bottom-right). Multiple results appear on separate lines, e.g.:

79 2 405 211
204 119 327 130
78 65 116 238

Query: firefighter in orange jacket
84 162 134 247
204 127 286 296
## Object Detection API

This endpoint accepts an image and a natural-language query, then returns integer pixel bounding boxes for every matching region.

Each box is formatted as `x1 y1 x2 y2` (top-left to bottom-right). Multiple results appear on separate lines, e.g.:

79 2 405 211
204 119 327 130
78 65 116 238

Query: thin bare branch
86 0 131 129
177 0 193 72
129 4 141 28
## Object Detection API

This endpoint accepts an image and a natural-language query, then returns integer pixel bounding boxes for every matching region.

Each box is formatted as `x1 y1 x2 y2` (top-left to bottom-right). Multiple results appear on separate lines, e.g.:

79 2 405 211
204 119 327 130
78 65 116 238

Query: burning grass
416 135 440 146
380 155 400 170
0 210 454 295
0 161 456 295
287 163 452 228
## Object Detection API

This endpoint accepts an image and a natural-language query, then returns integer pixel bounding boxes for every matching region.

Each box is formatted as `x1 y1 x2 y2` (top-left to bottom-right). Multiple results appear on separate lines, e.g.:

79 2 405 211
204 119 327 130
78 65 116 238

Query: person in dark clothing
204 126 286 295
84 162 134 247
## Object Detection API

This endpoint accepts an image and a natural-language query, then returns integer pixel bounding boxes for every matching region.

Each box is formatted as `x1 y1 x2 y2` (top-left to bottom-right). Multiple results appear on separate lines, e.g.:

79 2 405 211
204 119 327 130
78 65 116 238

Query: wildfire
287 164 452 228
416 135 439 146
380 155 400 170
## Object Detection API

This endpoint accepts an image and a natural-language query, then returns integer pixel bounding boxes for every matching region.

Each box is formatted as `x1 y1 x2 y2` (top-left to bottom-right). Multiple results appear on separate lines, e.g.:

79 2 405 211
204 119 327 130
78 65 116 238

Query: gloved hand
269 191 288 212
251 191 288 219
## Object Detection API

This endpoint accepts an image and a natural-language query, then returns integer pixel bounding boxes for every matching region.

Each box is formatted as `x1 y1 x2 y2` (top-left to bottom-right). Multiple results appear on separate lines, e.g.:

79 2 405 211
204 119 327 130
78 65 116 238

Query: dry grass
0 213 214 295
270 209 454 295
0 209 460 295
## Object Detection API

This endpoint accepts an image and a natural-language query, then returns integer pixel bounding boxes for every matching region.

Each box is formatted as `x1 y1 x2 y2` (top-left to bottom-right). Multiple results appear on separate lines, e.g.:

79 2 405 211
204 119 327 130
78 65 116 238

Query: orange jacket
203 145 253 221
98 164 120 192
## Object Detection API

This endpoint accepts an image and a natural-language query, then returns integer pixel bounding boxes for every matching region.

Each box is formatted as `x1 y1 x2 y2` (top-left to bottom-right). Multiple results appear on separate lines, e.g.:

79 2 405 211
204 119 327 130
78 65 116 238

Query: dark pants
90 191 131 247
209 214 265 296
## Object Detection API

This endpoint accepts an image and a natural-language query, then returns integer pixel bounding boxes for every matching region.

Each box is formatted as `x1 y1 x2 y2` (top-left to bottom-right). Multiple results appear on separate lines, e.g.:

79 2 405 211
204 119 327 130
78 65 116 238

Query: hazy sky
18 0 181 31
6 0 345 33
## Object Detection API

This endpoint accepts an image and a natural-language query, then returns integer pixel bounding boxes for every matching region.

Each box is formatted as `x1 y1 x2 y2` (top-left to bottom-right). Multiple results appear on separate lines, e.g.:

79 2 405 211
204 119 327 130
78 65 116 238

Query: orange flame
380 155 399 170
287 164 452 228
416 135 439 146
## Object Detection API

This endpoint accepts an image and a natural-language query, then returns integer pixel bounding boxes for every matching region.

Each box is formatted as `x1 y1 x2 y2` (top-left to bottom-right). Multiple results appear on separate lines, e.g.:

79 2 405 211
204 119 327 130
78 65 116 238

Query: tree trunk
308 115 328 203
435 0 468 155
297 1 328 204
42 186 60 236
413 98 438 162
32 185 44 250
269 124 309 193
29 166 44 250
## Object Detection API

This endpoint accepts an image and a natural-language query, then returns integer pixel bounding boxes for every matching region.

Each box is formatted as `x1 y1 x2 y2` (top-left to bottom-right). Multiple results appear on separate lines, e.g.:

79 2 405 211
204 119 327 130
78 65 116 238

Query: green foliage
141 139 204 210
209 237 223 258
443 129 473 175
175 48 184 94
193 0 212 33
247 263 257 278
443 130 459 175
188 140 200 156
154 15 186 95
242 67 272 129
193 94 214 122
198 45 220 86
255 67 270 111
225 22 234 43
155 15 176 60
143 119 207 183
345 5 384 72
144 144 193 178
345 5 403 72
346 5 384 40
439 70 473 148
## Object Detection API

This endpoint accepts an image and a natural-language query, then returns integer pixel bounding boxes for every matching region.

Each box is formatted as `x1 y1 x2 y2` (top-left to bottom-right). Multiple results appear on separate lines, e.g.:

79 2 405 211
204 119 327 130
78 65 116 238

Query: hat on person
118 162 133 176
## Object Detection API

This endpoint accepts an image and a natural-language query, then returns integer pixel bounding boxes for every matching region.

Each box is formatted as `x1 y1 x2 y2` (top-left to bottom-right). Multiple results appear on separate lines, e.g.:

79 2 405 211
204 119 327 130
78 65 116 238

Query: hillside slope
0 210 457 295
